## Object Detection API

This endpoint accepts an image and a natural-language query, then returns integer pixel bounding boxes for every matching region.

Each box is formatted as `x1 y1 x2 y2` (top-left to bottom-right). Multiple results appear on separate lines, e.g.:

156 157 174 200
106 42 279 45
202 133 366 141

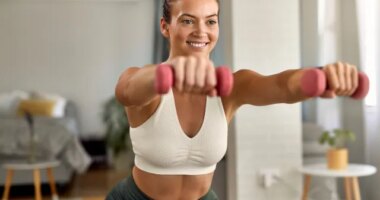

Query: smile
186 41 209 48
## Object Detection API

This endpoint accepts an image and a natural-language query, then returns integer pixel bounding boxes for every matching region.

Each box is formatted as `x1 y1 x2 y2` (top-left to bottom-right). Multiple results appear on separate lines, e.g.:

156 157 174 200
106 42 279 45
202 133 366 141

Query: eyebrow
179 13 218 19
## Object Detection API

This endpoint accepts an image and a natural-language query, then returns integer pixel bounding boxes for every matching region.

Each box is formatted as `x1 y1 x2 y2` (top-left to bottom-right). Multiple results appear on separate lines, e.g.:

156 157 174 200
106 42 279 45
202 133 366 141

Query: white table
300 163 377 200
1 160 60 200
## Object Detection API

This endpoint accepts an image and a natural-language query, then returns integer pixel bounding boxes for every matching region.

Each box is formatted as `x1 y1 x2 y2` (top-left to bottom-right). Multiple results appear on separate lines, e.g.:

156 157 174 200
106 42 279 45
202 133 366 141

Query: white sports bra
130 90 228 175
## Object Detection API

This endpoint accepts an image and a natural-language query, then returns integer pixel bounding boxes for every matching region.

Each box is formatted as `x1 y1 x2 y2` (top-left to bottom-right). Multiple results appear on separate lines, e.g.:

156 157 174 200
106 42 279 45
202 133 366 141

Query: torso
126 88 235 200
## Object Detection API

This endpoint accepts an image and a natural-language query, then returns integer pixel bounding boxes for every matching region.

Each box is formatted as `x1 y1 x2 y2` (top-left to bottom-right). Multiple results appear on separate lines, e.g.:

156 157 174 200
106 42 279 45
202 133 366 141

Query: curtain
356 0 379 107
356 0 380 199
153 0 169 63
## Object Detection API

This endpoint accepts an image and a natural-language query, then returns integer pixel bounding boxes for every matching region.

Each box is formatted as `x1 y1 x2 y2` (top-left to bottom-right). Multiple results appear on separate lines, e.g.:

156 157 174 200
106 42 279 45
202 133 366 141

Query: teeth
188 42 207 48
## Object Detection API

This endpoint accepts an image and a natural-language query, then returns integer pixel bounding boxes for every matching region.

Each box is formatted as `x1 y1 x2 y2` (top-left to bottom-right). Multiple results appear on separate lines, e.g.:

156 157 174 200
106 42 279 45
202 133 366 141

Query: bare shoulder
119 64 161 127
126 97 161 128
115 64 157 102
221 69 262 122
118 64 156 79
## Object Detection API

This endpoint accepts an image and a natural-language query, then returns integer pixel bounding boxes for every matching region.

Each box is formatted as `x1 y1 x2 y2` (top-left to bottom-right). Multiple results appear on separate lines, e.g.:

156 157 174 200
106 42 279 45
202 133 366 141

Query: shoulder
220 69 263 122
119 64 156 78
119 64 161 127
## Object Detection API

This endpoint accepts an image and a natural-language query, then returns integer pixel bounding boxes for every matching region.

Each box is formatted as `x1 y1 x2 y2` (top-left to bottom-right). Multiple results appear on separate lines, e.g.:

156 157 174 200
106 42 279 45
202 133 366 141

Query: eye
207 19 218 25
182 19 194 25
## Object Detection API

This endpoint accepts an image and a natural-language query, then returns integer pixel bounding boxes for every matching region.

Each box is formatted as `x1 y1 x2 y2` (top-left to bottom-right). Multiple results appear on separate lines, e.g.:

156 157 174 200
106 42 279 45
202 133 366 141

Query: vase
327 148 348 170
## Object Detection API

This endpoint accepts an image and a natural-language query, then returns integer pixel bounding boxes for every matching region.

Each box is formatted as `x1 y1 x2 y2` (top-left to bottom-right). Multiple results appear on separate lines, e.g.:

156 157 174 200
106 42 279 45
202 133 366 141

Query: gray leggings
106 175 219 200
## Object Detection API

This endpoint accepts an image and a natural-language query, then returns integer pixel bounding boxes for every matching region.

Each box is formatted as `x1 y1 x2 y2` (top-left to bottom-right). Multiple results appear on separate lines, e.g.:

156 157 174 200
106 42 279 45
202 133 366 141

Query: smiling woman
107 0 362 199
161 0 220 58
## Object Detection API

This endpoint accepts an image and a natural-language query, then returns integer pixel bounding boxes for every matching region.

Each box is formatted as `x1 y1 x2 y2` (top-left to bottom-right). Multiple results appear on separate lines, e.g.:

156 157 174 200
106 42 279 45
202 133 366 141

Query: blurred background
0 0 378 199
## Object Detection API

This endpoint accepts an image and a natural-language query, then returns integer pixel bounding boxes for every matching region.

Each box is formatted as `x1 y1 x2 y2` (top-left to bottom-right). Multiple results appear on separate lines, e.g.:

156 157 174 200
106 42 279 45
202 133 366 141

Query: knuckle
331 84 339 91
177 56 185 63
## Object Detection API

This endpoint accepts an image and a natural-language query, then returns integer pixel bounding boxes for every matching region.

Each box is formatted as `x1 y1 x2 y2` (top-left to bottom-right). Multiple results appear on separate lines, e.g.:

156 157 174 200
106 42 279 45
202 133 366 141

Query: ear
160 17 170 38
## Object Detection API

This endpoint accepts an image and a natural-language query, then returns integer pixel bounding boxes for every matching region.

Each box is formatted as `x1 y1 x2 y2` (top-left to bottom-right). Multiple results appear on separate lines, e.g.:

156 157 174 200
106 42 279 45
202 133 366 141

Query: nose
192 23 207 37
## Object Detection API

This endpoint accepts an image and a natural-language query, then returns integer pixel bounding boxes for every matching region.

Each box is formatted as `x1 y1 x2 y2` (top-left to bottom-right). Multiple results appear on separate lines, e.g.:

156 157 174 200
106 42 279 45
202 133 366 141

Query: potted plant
102 96 133 170
319 129 356 170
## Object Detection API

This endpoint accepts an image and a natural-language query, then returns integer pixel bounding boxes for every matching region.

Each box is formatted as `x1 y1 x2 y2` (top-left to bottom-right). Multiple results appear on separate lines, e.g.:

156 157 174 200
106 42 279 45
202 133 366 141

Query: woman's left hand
320 62 359 98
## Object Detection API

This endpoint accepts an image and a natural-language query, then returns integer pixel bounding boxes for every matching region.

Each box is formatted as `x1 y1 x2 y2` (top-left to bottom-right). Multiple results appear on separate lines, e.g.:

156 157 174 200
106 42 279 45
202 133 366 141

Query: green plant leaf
102 96 131 156
319 131 330 145
328 137 335 147
321 128 356 148
347 131 356 141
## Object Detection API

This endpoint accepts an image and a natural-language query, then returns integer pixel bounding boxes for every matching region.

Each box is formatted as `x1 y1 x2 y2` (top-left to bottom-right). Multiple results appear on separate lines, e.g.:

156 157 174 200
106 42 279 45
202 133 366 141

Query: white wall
364 0 380 199
301 0 377 199
229 0 302 199
0 0 154 136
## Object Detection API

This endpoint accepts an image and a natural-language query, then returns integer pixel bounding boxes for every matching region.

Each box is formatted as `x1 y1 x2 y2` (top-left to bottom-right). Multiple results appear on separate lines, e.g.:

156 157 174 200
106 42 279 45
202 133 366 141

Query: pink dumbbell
301 68 370 99
154 63 234 96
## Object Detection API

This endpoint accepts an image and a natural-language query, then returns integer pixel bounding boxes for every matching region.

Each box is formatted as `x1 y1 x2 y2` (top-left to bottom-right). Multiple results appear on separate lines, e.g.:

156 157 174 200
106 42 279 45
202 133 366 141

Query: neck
167 51 210 61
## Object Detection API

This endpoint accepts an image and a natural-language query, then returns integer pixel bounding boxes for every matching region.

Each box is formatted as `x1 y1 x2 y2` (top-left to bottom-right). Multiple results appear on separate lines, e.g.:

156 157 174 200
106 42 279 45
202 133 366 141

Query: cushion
0 90 30 116
17 99 56 117
30 91 67 117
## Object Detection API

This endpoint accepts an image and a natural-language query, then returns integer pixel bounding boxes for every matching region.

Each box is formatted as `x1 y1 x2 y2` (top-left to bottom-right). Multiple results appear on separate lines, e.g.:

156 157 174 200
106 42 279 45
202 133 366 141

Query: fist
321 62 359 98
166 56 217 96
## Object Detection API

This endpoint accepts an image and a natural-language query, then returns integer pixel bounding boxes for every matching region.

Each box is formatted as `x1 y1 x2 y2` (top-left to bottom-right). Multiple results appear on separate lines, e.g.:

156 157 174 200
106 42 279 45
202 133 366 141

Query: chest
173 97 206 138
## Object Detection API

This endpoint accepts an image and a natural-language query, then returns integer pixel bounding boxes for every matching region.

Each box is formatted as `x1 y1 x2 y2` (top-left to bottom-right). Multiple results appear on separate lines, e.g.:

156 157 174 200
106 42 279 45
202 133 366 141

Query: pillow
0 90 30 116
17 99 56 117
30 91 67 117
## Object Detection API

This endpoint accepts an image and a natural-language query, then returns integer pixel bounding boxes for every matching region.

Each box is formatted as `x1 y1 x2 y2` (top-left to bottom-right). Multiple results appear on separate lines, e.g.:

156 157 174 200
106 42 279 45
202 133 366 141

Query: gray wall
0 0 154 136
229 0 302 199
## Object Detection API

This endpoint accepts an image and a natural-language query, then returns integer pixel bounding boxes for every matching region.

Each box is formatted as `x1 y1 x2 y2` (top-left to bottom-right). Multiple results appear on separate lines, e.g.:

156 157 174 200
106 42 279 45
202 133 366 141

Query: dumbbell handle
300 68 370 99
154 64 234 96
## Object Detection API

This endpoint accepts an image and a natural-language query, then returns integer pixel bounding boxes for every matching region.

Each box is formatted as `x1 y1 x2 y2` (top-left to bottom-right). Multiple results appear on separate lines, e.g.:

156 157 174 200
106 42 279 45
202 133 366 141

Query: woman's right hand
164 56 218 97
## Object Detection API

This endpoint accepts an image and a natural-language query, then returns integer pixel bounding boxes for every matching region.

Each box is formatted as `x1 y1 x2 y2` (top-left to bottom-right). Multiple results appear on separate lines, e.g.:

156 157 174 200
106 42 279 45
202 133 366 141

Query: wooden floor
7 166 131 200
62 166 130 197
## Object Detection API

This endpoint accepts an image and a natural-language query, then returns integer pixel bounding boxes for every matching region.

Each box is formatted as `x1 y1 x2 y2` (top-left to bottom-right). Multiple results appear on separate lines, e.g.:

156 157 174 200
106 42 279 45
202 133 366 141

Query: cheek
172 28 189 43
210 26 219 41
211 31 219 42
214 33 219 41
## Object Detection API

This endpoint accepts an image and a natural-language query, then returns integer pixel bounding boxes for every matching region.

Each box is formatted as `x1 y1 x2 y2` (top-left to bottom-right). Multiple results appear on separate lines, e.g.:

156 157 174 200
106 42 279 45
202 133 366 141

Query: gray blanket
0 116 91 173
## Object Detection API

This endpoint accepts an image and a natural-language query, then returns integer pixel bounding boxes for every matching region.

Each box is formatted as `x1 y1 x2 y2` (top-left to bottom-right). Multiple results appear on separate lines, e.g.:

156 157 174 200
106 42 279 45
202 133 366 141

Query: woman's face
161 0 219 58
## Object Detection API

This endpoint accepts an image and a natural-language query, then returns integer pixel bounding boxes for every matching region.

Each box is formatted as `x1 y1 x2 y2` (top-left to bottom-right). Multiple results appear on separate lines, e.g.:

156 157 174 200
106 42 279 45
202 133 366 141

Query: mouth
186 41 209 48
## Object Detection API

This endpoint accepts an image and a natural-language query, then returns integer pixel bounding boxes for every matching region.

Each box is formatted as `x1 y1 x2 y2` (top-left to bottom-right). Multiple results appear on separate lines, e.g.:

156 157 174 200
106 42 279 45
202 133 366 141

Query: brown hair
163 0 220 23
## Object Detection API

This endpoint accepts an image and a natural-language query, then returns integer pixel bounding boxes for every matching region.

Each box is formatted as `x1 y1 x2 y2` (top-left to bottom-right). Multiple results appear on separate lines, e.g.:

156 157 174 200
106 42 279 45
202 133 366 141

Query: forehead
171 0 219 18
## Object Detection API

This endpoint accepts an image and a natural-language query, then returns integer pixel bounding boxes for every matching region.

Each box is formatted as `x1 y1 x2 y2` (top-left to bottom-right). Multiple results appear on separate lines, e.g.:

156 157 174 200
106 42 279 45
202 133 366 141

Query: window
356 0 378 106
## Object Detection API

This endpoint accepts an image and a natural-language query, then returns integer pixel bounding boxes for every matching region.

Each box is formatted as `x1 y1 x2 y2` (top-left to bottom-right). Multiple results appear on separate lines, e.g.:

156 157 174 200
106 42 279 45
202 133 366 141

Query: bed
0 101 91 186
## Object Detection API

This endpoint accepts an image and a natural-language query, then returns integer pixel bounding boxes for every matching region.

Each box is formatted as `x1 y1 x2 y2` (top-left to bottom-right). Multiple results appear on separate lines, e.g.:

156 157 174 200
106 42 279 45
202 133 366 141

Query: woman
107 0 359 199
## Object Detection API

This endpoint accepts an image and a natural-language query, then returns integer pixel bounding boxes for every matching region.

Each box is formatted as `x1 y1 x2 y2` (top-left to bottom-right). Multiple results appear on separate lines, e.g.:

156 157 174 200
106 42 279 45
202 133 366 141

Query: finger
341 63 352 96
184 56 196 93
207 89 217 97
174 57 185 92
205 61 216 93
343 64 353 96
349 65 359 96
195 58 206 88
320 90 336 98
194 57 206 93
336 62 346 96
325 64 339 96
